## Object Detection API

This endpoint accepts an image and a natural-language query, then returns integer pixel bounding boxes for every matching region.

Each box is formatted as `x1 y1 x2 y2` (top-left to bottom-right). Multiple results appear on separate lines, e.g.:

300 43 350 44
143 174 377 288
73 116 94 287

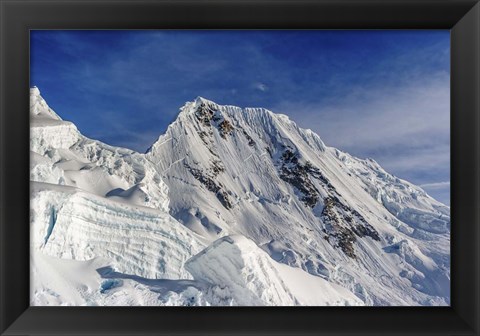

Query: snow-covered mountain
30 88 450 306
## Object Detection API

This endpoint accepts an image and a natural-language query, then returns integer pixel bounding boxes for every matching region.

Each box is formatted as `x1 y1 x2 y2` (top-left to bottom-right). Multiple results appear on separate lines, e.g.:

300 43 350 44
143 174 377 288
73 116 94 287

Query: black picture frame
1 0 479 335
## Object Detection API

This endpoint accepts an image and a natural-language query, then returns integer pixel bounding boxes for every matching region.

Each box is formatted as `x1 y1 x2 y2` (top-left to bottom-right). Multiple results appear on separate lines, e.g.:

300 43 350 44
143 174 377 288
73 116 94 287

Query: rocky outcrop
278 148 320 208
184 163 232 209
195 102 233 139
321 196 380 258
242 129 256 147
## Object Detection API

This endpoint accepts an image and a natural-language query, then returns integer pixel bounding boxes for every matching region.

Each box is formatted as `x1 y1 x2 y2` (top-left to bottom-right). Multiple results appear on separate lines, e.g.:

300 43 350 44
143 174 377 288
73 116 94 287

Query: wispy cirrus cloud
254 82 268 92
274 71 449 155
421 181 450 189
420 181 451 206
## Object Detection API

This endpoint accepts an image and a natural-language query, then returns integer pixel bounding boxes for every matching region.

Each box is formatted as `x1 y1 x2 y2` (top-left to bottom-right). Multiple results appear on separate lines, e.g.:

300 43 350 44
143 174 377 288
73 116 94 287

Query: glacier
30 88 450 306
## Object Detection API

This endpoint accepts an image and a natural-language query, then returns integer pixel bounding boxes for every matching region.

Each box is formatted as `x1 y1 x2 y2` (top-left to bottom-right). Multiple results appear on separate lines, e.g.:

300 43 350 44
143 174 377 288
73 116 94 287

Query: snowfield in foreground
30 87 450 306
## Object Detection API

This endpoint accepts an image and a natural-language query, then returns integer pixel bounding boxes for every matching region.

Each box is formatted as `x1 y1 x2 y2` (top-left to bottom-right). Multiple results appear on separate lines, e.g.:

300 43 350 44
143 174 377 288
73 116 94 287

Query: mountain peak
30 86 62 121
31 86 41 97
176 96 219 118
194 96 215 104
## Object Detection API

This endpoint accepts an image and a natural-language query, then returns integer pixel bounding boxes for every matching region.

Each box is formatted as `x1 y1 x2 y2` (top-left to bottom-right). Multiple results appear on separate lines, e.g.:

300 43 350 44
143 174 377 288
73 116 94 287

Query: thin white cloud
372 143 450 174
275 72 449 153
420 181 450 205
254 82 268 92
420 181 450 189
420 181 450 206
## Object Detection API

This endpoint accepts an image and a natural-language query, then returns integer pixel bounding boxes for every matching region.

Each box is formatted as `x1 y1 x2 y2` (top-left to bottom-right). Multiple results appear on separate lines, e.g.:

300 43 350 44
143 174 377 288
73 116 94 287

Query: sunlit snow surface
30 88 450 306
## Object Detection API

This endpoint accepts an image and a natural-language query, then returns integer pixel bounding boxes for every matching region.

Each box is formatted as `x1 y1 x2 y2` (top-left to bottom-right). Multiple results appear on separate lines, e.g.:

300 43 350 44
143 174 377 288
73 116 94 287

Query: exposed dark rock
350 209 380 240
265 147 272 157
335 228 357 259
242 129 256 146
198 131 210 145
195 102 216 126
278 148 319 208
218 120 233 139
304 161 332 189
197 130 220 158
216 190 233 209
320 196 380 258
280 169 319 208
210 159 225 176
185 163 232 209
195 102 235 140
351 222 381 241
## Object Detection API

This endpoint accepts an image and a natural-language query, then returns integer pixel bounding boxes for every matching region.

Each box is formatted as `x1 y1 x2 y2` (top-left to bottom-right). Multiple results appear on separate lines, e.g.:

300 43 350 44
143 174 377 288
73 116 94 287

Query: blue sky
30 30 450 205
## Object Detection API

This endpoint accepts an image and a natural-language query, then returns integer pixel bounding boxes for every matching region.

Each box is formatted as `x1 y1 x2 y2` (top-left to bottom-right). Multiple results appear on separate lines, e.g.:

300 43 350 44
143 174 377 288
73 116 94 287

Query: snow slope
30 88 369 306
185 235 363 306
